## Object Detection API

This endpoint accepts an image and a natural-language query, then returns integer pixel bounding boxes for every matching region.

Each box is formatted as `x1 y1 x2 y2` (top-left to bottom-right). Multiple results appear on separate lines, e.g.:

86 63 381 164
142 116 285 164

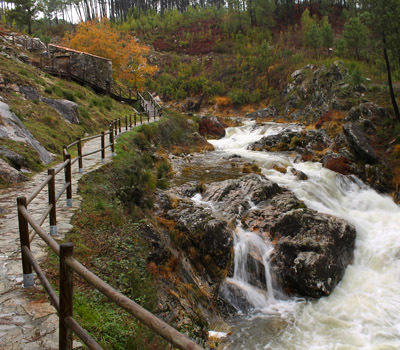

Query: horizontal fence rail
16 111 204 350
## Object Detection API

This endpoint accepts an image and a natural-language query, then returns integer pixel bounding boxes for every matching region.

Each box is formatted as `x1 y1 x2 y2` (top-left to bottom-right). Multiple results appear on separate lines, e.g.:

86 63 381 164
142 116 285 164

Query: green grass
0 53 133 178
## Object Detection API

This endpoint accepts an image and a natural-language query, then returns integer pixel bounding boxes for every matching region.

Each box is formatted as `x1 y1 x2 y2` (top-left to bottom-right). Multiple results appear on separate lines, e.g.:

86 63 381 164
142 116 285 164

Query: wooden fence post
48 169 57 236
118 118 121 133
110 126 116 157
77 138 83 173
129 115 132 128
147 113 150 123
101 131 105 163
114 120 118 136
65 155 72 207
59 243 74 350
140 114 143 125
125 116 128 131
17 197 34 287
134 113 137 126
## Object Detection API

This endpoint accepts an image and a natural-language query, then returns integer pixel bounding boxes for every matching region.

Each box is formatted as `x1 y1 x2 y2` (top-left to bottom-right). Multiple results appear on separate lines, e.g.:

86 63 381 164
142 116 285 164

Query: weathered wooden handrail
16 112 204 349
26 174 52 205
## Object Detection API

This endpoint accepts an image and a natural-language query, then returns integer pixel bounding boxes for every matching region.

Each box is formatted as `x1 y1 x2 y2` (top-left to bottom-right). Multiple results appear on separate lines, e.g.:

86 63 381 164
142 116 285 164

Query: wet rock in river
198 116 226 139
268 209 356 298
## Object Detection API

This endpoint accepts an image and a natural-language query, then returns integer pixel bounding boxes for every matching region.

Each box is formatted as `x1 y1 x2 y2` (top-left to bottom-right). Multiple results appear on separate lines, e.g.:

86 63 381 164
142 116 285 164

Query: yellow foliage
63 18 156 88
394 144 400 156
214 96 232 110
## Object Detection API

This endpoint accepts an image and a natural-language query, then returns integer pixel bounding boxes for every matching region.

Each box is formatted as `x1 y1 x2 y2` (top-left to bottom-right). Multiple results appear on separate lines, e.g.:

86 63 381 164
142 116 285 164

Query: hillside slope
0 37 133 187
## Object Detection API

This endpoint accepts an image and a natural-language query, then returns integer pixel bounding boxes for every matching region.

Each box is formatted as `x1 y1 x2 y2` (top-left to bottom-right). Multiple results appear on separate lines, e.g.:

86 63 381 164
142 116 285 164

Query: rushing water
205 121 400 350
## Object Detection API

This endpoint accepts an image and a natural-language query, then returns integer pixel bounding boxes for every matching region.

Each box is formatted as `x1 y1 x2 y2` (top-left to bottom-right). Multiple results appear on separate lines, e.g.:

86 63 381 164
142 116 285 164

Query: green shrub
62 90 76 102
228 88 250 105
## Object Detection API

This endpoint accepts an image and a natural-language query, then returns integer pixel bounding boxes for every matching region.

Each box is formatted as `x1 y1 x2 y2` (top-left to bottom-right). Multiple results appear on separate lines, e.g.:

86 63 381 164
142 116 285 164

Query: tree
301 9 322 55
64 17 156 89
361 0 400 120
320 16 334 52
7 0 37 33
342 17 369 60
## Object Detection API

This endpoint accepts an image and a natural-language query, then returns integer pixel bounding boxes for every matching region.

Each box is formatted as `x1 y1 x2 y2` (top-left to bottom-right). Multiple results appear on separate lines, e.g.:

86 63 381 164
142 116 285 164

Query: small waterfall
232 227 276 304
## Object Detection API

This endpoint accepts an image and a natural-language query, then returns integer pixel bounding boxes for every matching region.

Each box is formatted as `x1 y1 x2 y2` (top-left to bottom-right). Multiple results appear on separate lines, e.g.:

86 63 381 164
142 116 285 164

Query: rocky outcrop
0 158 27 183
40 97 80 124
282 61 350 123
160 174 356 300
0 101 53 164
198 116 226 139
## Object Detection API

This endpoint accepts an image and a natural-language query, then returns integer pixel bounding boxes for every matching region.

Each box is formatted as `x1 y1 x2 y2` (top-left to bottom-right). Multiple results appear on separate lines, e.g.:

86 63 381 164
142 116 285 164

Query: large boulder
0 101 53 164
342 122 380 164
40 97 80 124
0 158 27 184
267 209 356 297
198 116 226 139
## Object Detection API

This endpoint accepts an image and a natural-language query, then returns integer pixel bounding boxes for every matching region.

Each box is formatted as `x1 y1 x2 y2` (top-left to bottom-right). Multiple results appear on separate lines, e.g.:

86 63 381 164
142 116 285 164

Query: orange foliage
214 96 232 111
64 18 156 88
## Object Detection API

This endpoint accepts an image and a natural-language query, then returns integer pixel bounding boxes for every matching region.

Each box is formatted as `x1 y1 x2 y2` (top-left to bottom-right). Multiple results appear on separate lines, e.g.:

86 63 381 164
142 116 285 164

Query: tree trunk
383 33 400 121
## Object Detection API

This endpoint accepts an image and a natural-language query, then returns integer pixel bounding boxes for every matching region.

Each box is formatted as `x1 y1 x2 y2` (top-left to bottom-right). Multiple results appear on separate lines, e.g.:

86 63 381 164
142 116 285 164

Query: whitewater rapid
207 121 400 350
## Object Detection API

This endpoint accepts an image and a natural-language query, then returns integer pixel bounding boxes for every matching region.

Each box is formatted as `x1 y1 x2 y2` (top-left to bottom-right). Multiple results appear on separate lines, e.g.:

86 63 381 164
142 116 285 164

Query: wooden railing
138 91 163 119
17 113 204 350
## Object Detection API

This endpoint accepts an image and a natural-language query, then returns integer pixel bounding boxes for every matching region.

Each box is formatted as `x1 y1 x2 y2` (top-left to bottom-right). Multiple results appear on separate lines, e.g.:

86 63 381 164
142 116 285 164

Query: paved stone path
0 118 158 349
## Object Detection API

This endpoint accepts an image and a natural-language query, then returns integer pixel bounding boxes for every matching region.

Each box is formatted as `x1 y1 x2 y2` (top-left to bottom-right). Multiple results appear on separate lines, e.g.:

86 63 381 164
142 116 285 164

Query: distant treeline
1 0 351 28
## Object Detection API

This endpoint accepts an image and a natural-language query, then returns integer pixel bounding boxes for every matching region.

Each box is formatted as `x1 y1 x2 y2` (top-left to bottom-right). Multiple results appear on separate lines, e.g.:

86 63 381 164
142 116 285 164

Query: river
204 121 400 350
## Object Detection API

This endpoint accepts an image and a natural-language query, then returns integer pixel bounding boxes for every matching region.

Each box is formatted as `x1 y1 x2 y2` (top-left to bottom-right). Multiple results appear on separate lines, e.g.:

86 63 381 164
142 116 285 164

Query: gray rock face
0 146 26 169
40 97 80 124
0 101 53 164
0 158 27 183
20 86 40 101
342 122 379 163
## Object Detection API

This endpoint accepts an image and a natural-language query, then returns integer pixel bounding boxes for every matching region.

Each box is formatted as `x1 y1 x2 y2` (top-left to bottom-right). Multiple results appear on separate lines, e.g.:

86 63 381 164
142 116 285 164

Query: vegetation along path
0 116 159 349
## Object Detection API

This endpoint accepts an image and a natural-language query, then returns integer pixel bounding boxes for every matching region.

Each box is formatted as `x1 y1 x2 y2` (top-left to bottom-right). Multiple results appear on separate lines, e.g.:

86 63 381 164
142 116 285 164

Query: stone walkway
0 118 158 349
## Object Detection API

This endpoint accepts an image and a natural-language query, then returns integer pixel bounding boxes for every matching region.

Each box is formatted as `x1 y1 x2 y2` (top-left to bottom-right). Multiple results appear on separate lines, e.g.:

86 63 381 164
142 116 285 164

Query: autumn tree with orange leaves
64 18 156 90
